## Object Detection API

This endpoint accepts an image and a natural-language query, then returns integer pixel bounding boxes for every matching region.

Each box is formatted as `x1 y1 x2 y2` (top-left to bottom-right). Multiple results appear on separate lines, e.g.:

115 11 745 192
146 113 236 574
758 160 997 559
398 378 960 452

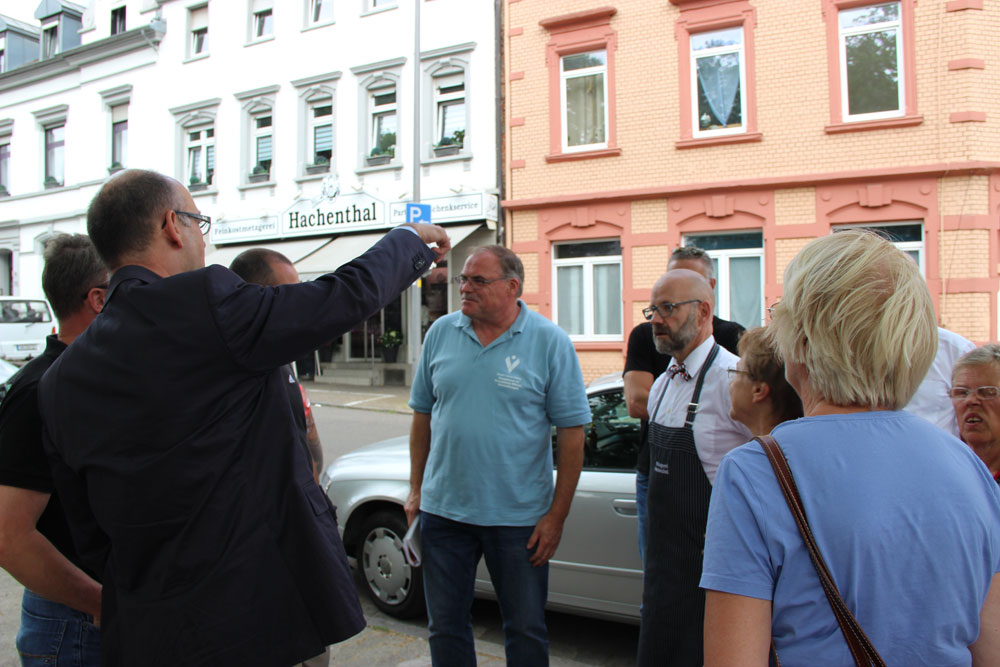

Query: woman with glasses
952 344 1000 484
701 230 1000 665
727 326 802 436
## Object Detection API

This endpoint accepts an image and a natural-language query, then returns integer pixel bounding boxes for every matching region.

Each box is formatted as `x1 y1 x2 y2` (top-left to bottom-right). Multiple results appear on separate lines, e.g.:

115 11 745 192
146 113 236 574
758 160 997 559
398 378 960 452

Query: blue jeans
16 589 100 667
420 512 549 666
636 469 649 566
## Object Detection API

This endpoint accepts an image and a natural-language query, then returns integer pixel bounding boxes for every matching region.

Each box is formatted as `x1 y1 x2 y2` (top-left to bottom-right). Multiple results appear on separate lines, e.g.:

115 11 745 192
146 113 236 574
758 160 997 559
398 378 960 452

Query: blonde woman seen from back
701 229 1000 666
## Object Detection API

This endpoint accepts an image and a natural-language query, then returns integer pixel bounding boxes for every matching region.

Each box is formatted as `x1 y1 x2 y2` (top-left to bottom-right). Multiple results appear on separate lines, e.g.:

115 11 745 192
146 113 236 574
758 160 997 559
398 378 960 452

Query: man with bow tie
636 268 752 667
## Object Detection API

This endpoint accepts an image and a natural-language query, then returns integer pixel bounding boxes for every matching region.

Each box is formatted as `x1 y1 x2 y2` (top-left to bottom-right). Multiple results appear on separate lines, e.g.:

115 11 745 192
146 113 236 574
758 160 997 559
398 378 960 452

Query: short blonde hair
768 229 936 410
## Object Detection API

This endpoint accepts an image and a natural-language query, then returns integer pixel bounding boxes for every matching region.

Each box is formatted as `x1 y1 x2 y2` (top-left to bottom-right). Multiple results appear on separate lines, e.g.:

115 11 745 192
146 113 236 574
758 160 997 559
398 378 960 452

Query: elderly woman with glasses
952 344 1000 484
727 326 803 436
700 230 1000 666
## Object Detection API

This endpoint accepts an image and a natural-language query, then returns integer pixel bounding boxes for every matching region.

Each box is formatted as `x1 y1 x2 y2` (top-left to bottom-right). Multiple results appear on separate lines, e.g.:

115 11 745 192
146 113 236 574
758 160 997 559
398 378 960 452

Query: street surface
0 386 638 665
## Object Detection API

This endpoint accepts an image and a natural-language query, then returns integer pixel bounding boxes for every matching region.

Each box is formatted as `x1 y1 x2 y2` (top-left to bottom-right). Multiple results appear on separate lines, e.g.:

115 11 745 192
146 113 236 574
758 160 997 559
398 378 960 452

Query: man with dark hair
0 233 107 665
624 245 746 563
405 245 591 665
229 248 323 479
229 248 330 667
38 169 451 666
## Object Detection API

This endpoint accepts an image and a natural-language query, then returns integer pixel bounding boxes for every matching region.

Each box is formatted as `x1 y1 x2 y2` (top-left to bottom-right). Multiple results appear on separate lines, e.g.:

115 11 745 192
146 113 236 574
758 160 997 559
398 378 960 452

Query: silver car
321 374 643 623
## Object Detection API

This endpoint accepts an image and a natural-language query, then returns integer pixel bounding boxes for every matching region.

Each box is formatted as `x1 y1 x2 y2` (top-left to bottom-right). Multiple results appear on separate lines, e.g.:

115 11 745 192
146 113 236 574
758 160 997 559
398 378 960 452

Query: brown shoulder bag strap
755 434 886 667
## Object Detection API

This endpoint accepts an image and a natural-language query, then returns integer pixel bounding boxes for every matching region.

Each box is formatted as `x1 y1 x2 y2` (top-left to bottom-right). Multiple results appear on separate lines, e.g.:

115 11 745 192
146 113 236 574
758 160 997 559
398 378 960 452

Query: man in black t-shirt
230 248 329 667
0 234 107 664
624 246 744 563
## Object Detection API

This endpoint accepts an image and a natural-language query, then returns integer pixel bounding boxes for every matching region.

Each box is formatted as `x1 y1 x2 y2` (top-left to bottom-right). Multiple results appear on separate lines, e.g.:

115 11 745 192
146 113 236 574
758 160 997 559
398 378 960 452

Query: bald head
87 169 185 269
652 268 714 305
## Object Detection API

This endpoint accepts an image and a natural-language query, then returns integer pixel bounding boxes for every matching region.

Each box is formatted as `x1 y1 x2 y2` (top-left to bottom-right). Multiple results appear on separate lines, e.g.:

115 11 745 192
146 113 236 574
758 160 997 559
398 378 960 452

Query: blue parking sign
406 203 431 223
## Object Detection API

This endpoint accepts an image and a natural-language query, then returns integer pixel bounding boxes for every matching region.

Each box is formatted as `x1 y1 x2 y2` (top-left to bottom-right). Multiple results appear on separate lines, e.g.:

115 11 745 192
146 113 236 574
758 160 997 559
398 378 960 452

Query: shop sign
210 216 280 244
283 193 385 237
388 192 498 225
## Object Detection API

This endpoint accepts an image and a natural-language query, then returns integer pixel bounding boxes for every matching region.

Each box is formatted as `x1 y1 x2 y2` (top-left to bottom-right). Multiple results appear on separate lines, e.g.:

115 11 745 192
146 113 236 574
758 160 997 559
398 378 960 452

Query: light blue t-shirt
409 301 591 526
701 411 1000 666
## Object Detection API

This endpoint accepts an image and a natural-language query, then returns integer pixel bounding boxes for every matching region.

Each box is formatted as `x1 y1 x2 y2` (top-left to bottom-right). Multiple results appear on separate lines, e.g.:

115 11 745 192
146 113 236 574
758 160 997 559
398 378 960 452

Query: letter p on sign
406 203 431 223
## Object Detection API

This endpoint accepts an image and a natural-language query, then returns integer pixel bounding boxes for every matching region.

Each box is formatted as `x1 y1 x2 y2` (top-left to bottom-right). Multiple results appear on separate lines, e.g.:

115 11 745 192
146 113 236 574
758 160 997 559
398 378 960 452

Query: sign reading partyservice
389 193 498 225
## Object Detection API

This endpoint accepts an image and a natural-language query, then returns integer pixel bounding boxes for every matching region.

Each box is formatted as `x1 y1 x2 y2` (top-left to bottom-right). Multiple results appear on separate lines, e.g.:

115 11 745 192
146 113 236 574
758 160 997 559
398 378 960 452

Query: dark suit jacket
39 228 434 666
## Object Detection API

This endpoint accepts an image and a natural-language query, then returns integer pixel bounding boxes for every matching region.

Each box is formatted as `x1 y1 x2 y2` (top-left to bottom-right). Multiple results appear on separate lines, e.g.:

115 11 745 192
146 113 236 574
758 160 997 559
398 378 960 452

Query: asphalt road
0 397 639 665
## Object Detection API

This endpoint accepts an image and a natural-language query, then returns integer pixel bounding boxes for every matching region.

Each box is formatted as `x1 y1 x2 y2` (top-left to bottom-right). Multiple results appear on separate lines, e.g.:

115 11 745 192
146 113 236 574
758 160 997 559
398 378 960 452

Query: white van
0 297 54 361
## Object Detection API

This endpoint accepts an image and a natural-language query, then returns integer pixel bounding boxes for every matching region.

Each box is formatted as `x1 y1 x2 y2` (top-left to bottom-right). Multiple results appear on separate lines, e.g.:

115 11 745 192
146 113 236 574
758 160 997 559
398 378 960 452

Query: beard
653 309 698 356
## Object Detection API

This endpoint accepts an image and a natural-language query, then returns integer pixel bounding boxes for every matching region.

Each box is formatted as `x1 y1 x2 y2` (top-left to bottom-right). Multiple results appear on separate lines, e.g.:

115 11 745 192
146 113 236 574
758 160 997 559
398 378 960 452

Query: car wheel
356 510 425 619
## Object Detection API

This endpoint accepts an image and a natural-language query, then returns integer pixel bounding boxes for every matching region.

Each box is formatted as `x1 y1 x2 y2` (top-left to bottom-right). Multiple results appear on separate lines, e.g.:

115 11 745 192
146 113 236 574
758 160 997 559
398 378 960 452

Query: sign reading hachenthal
283 193 385 237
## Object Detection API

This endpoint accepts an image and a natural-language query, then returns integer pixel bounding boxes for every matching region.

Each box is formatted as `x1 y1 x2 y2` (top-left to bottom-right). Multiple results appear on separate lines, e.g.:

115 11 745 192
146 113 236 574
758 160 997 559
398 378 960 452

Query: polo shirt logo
505 355 520 373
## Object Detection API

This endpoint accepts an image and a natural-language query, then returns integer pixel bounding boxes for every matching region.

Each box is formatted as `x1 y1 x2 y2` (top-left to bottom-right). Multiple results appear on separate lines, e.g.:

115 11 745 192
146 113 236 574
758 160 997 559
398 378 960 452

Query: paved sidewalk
302 380 412 414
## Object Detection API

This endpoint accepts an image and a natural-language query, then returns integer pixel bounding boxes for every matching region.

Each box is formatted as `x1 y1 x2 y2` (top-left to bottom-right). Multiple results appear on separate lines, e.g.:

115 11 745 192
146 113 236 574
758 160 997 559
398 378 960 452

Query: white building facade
0 0 501 384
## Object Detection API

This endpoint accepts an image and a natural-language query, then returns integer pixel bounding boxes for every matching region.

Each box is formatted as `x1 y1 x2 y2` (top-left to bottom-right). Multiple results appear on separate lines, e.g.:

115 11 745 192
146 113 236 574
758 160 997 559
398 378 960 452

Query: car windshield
0 301 51 324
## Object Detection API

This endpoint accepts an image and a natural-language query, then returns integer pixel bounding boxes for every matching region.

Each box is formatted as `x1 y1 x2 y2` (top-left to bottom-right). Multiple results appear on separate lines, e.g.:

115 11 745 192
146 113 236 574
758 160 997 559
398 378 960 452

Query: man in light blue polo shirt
405 245 590 666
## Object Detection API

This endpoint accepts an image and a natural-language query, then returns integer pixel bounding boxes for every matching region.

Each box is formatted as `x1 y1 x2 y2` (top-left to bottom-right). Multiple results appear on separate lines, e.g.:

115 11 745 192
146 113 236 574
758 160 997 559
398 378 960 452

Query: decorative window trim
674 1 758 146
33 105 67 189
422 45 473 163
293 72 340 177
247 0 274 45
235 86 278 185
351 60 404 171
170 99 220 193
540 8 618 161
822 0 918 130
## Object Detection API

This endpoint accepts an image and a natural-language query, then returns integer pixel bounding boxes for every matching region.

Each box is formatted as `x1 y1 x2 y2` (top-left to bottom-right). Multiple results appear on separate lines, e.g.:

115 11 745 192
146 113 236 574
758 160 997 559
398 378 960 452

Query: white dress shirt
647 336 753 483
903 327 976 437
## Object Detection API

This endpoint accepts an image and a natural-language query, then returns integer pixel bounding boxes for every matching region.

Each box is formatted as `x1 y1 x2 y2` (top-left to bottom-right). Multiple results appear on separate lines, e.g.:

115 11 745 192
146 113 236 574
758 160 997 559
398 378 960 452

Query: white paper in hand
403 515 422 567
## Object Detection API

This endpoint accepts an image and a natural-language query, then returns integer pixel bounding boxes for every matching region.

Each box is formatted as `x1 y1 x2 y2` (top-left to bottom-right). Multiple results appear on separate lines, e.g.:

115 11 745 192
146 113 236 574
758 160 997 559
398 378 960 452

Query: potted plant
0 185 8 197
43 176 61 189
433 129 464 157
378 329 402 363
306 154 330 175
248 164 269 183
108 161 124 174
366 132 395 167
189 175 207 192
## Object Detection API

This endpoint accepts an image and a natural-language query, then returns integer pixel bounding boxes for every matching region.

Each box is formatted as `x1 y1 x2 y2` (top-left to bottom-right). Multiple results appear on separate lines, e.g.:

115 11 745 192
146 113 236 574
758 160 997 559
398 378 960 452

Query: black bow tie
668 363 691 381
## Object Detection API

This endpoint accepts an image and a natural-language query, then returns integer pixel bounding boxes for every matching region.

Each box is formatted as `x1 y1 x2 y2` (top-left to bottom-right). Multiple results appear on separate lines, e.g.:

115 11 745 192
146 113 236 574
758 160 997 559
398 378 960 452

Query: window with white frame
683 231 764 330
111 6 126 35
309 0 333 24
309 98 333 168
560 50 607 152
433 69 465 153
554 240 622 340
189 6 209 57
251 0 273 40
838 2 903 120
110 104 127 169
42 24 58 58
251 112 273 178
44 124 64 187
691 26 746 136
835 221 923 272
0 139 9 196
369 85 396 162
370 0 396 9
186 126 215 188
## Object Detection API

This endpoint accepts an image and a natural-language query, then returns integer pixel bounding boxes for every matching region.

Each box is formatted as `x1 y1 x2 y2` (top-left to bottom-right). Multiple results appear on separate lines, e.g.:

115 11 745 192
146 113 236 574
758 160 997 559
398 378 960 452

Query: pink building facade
502 0 1000 383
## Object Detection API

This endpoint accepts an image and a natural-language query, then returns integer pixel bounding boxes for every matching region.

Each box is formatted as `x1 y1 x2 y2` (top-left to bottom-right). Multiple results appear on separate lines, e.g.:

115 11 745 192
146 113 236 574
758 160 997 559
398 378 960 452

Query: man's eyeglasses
168 210 212 235
642 300 701 321
948 386 1000 401
727 368 750 380
452 274 507 288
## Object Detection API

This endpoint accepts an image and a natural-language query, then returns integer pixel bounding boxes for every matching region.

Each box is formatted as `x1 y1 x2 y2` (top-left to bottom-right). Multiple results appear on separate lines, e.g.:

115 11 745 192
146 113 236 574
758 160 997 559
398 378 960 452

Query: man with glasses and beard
636 268 751 667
